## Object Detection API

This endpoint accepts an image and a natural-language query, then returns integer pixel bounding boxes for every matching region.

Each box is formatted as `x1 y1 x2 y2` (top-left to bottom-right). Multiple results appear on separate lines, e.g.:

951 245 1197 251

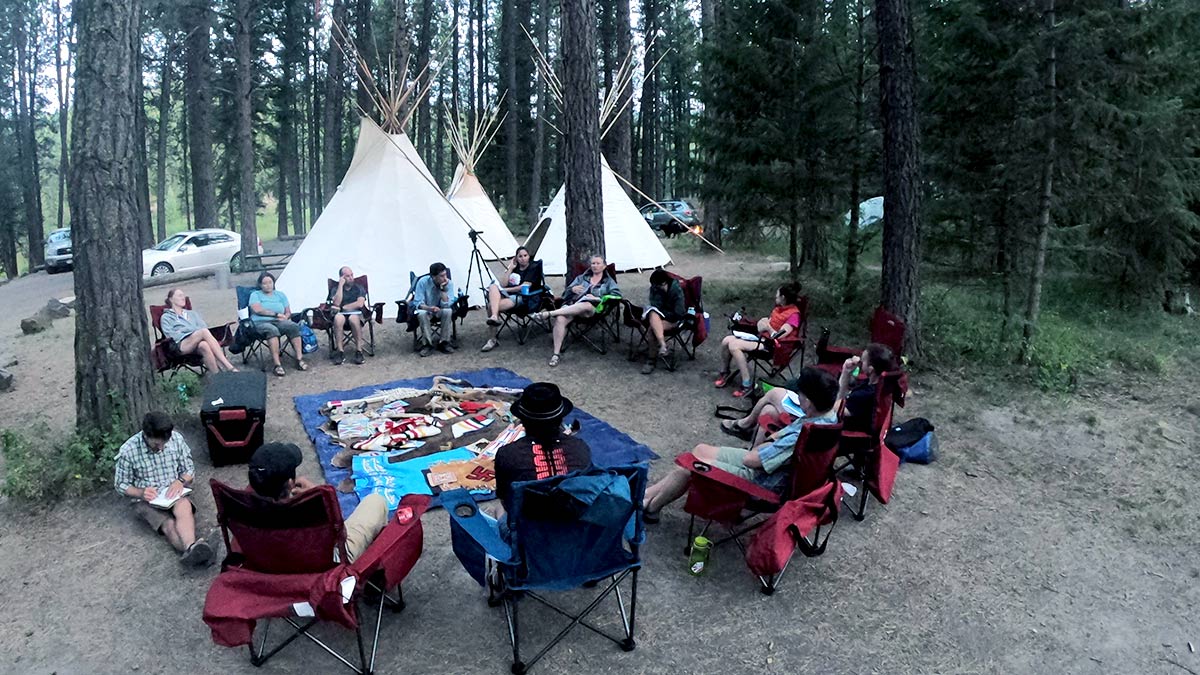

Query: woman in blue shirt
248 272 308 376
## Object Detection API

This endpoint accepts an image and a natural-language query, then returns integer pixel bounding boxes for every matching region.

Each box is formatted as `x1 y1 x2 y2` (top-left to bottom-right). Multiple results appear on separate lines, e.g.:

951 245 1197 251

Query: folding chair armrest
211 324 233 346
349 494 430 587
370 302 385 323
623 301 647 327
442 489 515 564
675 452 781 505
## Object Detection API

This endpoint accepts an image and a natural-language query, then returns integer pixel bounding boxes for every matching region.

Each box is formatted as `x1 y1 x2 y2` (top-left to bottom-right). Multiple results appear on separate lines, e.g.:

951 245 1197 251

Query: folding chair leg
620 569 638 650
505 595 524 675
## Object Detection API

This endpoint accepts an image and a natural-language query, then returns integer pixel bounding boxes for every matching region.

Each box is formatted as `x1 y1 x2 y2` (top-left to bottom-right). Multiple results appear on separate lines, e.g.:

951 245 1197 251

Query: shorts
709 447 760 482
251 319 301 340
132 499 196 533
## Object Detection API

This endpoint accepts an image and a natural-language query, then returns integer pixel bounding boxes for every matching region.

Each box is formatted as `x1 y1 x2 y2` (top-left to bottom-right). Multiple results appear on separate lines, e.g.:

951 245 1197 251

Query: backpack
885 417 937 464
299 322 320 354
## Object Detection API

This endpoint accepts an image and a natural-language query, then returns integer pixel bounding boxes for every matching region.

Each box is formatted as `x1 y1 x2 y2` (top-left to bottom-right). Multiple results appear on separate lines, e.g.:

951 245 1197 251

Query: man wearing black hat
493 382 593 519
247 442 389 561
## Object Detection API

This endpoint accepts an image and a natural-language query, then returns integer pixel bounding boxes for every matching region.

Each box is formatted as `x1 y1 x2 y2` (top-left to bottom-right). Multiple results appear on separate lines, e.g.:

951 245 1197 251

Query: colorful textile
353 448 478 511
451 414 495 438
434 406 465 421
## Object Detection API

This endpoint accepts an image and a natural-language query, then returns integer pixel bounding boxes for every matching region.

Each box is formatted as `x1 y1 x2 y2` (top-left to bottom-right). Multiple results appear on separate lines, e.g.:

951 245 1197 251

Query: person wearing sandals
248 271 308 377
713 282 803 398
639 269 687 375
482 246 544 353
535 255 621 367
160 288 239 373
641 367 838 522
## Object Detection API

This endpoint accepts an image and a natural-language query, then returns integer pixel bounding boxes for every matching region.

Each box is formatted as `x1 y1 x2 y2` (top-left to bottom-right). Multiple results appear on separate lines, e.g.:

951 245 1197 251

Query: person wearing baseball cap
246 442 388 561
493 382 592 519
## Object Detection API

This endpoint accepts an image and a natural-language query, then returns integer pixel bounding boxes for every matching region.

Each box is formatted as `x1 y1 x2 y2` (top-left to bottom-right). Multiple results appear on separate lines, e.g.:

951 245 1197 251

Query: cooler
200 371 267 466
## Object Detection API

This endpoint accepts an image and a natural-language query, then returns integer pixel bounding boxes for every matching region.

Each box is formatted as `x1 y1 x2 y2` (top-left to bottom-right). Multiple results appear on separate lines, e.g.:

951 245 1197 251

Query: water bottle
688 536 712 576
176 383 189 404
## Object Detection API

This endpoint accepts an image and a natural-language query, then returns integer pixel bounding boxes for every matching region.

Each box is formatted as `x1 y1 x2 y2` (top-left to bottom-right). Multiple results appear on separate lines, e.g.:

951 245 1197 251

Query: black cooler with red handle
200 371 267 466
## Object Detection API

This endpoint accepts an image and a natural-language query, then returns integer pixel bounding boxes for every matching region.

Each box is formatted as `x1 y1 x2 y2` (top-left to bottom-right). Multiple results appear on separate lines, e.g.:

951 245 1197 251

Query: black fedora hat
512 382 574 423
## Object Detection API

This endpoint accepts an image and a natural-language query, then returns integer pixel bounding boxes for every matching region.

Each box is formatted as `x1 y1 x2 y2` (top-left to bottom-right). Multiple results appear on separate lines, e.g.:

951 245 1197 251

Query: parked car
44 228 73 273
639 200 701 238
142 228 262 278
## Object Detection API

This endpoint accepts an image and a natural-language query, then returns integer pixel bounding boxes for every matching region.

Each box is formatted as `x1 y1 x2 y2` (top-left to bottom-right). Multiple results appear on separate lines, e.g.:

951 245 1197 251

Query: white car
44 228 73 273
142 228 262 278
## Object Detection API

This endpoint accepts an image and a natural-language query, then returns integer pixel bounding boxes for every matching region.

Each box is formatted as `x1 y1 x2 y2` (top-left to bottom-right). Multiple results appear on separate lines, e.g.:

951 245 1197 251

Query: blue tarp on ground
293 368 658 516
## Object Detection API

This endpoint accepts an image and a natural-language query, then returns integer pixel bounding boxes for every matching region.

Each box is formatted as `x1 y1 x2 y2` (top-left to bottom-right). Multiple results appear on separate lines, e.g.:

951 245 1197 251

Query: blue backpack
885 418 937 464
298 322 320 354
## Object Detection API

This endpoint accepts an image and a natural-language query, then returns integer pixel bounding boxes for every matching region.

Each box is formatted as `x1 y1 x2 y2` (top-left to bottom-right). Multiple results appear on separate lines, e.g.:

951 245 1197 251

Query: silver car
142 228 261 278
44 228 72 273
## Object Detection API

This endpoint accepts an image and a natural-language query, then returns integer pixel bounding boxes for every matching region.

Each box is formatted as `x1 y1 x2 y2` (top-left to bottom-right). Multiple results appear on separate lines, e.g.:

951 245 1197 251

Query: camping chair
443 464 647 674
307 275 386 357
733 296 810 392
394 271 468 351
232 286 299 369
203 481 429 675
495 260 555 345
815 306 906 379
148 300 233 377
623 272 707 371
835 370 907 521
674 423 842 594
558 262 622 355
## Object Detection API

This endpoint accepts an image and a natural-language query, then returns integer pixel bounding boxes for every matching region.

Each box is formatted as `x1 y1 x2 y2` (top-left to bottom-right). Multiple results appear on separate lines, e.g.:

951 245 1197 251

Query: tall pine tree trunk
527 0 551 225
182 1 218 230
180 99 192 228
637 0 660 198
611 0 632 188
323 0 348 202
562 0 604 269
502 0 519 217
307 22 322 224
55 0 71 232
235 0 260 259
71 0 155 433
155 53 170 241
876 0 921 356
15 13 45 268
355 0 376 117
842 0 867 303
699 0 722 247
133 30 154 249
1019 0 1056 366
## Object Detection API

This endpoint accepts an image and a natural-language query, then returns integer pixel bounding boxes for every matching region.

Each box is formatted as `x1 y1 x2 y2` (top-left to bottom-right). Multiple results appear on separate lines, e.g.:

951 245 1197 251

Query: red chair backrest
149 298 194 341
211 480 347 575
786 422 842 499
870 306 905 357
667 271 707 345
327 274 371 297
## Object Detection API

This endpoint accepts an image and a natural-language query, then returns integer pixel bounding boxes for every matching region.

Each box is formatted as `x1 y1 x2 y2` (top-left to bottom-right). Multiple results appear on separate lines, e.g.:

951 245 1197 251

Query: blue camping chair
443 464 648 674
232 286 298 369
394 271 469 351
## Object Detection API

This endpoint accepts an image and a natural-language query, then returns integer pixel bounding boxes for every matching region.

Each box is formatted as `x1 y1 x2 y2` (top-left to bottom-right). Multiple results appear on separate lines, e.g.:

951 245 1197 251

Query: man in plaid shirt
114 411 213 566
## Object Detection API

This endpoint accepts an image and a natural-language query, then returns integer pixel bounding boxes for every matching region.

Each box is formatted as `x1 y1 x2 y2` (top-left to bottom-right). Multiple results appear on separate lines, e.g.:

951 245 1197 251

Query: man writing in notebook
113 411 213 566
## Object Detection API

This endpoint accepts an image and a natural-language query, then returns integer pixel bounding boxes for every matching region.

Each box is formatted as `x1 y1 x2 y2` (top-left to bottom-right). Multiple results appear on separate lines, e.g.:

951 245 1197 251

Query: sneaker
353 350 365 365
439 341 456 354
640 359 656 375
181 538 214 567
419 344 433 358
332 350 345 365
481 338 499 352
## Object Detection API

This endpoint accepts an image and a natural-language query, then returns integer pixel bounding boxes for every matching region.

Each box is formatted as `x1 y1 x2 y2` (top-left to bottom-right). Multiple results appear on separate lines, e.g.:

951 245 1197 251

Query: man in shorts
328 265 368 365
114 411 213 566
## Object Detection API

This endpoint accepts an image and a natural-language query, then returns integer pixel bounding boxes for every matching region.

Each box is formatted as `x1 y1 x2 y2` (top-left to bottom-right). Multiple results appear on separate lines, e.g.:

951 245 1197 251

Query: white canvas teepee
276 119 494 311
528 155 672 275
447 165 519 260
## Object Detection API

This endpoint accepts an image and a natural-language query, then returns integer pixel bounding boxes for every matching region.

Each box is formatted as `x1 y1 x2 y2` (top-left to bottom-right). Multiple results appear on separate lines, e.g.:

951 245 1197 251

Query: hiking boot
481 338 499 352
419 344 433 357
640 359 656 375
354 350 365 365
439 341 456 354
332 350 345 365
182 538 214 567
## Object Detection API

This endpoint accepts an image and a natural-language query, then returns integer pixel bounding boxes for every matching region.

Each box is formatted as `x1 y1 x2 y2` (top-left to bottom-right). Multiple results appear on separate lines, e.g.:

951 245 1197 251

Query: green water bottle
688 536 712 576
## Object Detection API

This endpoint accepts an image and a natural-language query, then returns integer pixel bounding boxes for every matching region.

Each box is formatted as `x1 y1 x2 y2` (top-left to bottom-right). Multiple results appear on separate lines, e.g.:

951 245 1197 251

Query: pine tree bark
610 0 633 187
637 0 660 199
15 12 45 268
155 51 171 241
307 22 322 224
502 0 518 216
281 0 305 234
70 0 155 434
182 0 218 230
842 0 867 303
1019 0 1056 366
475 0 486 118
876 0 921 356
415 0 435 160
527 0 551 225
562 0 604 269
235 0 260 259
699 0 722 247
133 28 154 249
354 0 377 117
323 0 347 202
180 98 193 228
55 0 71 232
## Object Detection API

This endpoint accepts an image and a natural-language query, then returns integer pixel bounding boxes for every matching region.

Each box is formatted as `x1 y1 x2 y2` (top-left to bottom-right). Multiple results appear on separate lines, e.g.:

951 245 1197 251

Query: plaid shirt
113 431 195 496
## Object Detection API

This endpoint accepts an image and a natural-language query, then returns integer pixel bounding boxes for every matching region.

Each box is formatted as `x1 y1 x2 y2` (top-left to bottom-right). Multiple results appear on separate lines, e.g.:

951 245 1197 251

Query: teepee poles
445 93 507 175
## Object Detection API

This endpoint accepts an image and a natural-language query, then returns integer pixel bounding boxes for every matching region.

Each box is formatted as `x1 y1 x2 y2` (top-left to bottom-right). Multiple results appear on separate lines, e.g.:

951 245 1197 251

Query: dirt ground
0 241 1197 675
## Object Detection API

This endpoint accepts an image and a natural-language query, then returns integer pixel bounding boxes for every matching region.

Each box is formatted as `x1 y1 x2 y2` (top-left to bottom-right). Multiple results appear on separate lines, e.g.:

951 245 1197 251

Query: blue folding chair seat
443 464 648 674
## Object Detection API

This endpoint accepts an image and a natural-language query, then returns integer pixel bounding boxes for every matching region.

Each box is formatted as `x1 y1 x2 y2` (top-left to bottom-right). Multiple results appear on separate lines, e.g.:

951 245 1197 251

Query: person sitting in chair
492 382 593 523
481 246 544 353
410 262 457 357
838 343 897 433
328 266 367 366
534 255 621 368
246 442 388 562
639 269 687 375
161 288 239 373
248 271 309 377
713 282 803 398
114 411 213 566
641 367 839 522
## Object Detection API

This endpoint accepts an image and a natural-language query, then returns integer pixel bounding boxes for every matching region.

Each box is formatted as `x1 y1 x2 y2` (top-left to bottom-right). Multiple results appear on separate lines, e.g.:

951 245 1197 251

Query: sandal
642 509 661 525
272 365 286 377
732 385 755 399
548 354 560 367
297 360 309 372
720 419 755 441
486 316 502 327
713 371 732 388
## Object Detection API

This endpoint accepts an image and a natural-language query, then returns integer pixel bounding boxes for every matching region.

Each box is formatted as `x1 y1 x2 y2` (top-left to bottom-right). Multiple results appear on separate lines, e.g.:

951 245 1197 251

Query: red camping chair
148 300 233 377
836 370 907 521
815 306 906 378
307 275 386 356
674 423 843 594
623 272 708 371
557 262 622 355
203 481 429 674
731 296 809 392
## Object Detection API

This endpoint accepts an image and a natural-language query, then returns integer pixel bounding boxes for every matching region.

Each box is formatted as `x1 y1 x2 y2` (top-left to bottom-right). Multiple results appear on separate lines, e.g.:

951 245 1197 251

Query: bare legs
485 285 516 338
643 443 724 514
178 328 237 372
333 313 365 352
731 387 788 445
647 313 670 354
718 335 760 386
548 302 596 356
161 497 198 552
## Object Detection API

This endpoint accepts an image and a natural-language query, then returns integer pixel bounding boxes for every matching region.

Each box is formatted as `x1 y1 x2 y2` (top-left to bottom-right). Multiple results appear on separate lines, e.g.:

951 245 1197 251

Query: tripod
463 229 500 309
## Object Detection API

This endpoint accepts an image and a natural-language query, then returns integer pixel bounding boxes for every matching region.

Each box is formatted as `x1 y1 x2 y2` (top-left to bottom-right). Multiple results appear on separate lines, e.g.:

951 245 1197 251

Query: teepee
522 31 672 275
445 100 520 260
277 33 493 310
